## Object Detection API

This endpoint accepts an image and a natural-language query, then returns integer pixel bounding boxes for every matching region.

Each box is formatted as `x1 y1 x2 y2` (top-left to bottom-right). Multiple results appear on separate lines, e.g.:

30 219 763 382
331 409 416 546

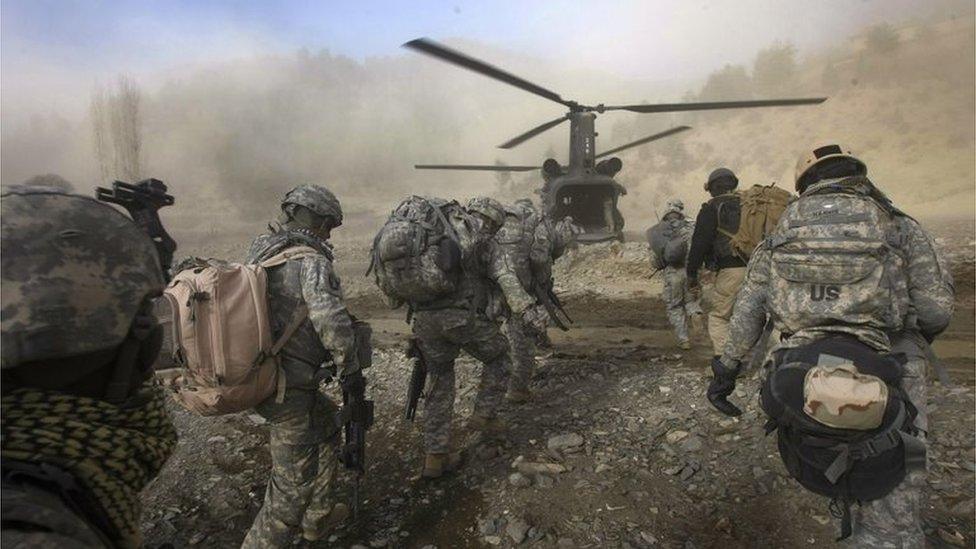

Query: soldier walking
647 198 703 350
242 184 369 547
686 168 746 358
708 145 954 546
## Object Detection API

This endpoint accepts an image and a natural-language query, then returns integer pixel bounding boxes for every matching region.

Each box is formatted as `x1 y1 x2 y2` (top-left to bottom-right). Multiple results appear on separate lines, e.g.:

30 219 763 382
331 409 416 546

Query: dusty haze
1 1 973 250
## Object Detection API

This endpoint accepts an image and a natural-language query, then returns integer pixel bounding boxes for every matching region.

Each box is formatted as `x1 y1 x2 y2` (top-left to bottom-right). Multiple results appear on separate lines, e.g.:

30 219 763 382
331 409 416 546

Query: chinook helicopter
406 38 827 242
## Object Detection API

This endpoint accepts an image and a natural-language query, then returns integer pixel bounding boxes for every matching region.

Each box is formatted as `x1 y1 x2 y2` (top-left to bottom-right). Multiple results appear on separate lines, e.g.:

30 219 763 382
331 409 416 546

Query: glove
707 357 742 417
687 276 701 302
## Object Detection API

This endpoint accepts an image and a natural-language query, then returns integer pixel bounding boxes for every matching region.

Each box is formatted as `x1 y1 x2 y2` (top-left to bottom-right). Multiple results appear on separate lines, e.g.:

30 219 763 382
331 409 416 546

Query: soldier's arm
720 247 772 364
488 242 535 314
901 219 955 340
300 255 359 376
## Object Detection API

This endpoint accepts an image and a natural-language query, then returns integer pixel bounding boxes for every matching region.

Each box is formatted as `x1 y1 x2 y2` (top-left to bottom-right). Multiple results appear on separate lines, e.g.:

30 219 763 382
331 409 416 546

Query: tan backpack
156 246 318 416
718 184 792 259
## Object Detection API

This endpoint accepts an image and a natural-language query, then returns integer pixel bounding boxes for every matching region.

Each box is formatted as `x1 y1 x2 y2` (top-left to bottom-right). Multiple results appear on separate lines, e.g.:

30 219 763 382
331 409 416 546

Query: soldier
242 184 368 547
648 199 703 350
497 199 580 402
1 186 178 548
686 167 746 358
411 196 535 478
708 145 954 546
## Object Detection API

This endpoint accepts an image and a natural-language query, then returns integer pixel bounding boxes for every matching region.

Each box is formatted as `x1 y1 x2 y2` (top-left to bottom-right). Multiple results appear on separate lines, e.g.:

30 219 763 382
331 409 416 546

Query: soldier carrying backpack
708 144 955 545
370 195 535 479
646 198 703 350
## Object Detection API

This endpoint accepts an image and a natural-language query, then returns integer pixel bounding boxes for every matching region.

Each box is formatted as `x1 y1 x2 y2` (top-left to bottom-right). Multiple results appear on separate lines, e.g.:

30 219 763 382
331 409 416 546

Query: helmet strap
104 306 159 405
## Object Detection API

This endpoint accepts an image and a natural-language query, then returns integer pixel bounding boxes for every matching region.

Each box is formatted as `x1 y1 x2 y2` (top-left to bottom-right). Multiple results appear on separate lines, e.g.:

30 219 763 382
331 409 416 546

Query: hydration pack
369 196 463 307
760 336 926 540
646 217 690 268
766 178 910 338
156 247 318 416
717 184 792 259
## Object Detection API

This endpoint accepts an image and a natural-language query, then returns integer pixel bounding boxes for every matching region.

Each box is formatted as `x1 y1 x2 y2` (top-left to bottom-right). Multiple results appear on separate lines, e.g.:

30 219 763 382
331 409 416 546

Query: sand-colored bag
803 362 888 430
156 247 317 416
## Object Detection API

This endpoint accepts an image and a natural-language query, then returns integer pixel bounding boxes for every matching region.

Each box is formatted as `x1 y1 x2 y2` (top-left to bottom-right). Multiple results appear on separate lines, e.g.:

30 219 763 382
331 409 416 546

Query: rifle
338 375 374 520
404 338 427 421
532 279 572 331
95 179 177 280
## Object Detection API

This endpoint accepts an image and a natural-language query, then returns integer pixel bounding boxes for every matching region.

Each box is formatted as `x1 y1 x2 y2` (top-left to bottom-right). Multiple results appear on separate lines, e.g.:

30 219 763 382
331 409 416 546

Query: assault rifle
95 179 176 280
404 338 427 421
532 279 572 331
338 374 374 520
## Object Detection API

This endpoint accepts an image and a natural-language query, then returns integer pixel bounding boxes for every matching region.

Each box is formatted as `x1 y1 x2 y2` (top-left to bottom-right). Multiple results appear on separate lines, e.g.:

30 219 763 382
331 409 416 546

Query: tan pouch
803 362 888 430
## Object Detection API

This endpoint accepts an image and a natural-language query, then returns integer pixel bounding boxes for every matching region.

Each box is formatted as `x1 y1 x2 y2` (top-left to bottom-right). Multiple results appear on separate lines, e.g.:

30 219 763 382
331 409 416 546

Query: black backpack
760 336 926 540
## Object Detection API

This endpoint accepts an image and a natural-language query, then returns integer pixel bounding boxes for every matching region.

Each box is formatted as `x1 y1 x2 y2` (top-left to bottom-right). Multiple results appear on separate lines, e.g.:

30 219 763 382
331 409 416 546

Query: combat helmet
704 167 739 192
794 143 867 192
466 196 507 229
664 198 685 216
282 184 343 226
1 187 165 369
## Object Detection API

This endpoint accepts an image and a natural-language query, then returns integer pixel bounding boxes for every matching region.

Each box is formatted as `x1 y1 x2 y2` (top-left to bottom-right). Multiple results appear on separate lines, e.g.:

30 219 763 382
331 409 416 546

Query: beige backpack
156 247 317 416
718 184 793 259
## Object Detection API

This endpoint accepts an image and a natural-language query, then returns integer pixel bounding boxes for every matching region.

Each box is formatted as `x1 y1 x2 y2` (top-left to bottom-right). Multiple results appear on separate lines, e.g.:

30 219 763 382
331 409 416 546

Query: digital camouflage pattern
1 188 164 368
411 202 531 455
412 309 510 453
281 184 343 223
466 196 507 228
721 177 953 546
721 177 953 362
242 225 359 546
662 266 702 346
2 479 109 548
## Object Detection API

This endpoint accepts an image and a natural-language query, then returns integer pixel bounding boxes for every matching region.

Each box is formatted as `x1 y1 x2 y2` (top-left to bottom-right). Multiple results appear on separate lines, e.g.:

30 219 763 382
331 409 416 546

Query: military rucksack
717 184 792 259
760 336 925 540
495 205 538 289
646 217 690 268
156 247 318 416
369 196 463 307
765 179 910 337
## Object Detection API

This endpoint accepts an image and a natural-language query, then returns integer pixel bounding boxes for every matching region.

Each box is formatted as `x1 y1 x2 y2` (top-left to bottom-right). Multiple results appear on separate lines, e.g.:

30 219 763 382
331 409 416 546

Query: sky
2 0 965 120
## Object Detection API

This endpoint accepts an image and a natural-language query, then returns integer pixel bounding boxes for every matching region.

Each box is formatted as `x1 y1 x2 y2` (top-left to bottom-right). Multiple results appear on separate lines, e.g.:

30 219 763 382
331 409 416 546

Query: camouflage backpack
495 204 538 288
765 178 910 338
369 196 463 307
718 184 792 259
646 217 690 268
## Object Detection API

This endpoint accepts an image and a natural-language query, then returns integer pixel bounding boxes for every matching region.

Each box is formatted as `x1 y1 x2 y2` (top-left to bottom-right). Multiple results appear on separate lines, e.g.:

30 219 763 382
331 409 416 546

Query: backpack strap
258 245 321 268
819 402 907 484
431 203 461 246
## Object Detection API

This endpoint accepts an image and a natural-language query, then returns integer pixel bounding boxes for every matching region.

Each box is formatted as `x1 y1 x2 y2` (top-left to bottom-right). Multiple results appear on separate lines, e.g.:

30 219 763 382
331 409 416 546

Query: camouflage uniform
242 186 360 548
412 200 533 454
720 177 954 547
649 203 702 346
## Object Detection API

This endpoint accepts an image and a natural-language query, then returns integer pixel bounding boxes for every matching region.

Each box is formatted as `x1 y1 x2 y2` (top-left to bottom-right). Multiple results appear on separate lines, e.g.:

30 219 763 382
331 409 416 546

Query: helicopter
406 38 827 242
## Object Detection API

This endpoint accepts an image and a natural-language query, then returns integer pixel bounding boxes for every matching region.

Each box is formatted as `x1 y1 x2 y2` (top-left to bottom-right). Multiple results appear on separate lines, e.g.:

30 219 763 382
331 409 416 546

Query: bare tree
90 74 143 182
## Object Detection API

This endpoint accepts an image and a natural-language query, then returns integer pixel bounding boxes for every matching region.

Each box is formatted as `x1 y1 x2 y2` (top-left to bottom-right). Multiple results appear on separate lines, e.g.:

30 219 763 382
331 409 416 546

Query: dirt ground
141 225 975 549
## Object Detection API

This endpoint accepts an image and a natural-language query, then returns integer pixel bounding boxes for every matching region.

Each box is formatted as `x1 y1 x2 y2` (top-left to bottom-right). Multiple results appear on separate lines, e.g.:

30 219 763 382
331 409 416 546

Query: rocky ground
142 222 975 548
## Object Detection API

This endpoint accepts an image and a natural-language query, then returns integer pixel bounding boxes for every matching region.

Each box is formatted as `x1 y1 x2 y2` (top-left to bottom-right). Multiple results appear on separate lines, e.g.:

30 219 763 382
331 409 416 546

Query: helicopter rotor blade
499 115 569 149
602 97 827 114
403 38 575 108
415 164 538 171
595 125 692 159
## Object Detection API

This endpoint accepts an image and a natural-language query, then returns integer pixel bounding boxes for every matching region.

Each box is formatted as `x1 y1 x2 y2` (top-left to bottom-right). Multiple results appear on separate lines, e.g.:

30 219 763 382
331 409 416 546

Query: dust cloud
1 2 973 250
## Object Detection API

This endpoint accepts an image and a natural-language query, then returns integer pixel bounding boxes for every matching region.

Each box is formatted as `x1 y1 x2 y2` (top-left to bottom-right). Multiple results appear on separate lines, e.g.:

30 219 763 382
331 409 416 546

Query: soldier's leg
504 316 536 396
462 318 512 422
242 442 318 548
412 312 464 455
849 343 927 547
706 267 747 355
662 268 690 346
300 393 346 541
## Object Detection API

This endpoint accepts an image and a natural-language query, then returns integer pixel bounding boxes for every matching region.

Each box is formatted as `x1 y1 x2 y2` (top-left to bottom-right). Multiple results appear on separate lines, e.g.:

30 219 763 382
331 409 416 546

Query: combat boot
678 340 692 351
301 503 350 542
468 414 506 435
421 451 463 479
